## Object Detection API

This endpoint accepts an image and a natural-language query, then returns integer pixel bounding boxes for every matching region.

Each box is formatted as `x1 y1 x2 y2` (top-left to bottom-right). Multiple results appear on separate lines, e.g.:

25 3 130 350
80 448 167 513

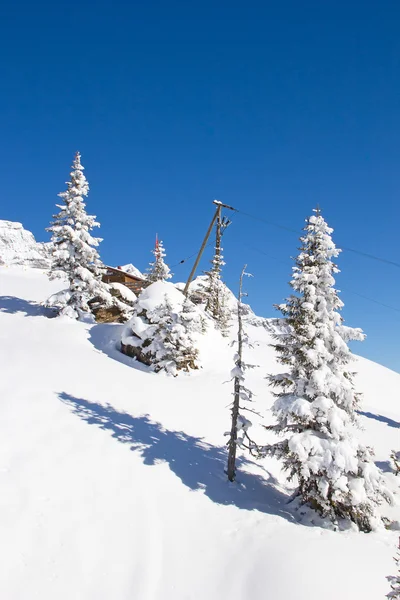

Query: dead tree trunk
227 264 246 482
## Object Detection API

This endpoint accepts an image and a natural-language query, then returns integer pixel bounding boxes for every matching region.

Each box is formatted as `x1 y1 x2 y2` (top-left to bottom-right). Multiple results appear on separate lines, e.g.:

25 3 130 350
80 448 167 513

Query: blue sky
1 1 399 372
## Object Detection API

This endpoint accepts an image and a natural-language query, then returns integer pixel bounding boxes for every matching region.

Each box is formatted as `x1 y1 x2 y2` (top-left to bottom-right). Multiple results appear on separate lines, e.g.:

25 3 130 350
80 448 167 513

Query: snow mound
0 220 50 268
138 280 185 312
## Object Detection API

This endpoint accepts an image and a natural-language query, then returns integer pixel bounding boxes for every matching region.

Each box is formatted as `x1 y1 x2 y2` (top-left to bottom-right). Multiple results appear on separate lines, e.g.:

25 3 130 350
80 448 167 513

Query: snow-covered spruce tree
203 246 231 335
201 214 231 334
146 238 172 283
47 152 130 320
267 209 390 532
121 281 205 375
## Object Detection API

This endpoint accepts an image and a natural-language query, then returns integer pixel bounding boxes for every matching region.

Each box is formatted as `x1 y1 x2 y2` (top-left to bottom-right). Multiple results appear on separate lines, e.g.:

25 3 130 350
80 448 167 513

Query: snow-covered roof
105 265 145 281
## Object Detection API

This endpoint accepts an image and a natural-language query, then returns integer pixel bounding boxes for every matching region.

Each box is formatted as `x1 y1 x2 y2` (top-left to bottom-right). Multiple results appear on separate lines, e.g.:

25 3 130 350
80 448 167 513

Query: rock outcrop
0 221 50 269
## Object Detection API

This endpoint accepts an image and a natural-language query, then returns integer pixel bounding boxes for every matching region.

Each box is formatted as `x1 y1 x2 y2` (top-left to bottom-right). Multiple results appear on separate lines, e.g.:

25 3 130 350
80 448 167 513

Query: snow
0 220 50 268
118 263 144 279
138 280 185 312
109 282 137 303
0 266 399 599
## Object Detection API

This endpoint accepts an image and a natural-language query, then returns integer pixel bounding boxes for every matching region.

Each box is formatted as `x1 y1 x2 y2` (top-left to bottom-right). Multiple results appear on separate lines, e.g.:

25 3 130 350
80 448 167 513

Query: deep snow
0 266 399 600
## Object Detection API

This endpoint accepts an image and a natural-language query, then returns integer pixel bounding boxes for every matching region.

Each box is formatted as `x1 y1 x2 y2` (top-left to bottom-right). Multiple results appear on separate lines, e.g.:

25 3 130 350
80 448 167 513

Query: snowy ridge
0 220 50 268
0 267 399 600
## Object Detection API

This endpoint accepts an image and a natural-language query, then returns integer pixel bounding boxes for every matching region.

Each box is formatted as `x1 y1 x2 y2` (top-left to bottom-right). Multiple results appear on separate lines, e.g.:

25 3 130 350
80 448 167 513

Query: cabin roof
104 265 145 282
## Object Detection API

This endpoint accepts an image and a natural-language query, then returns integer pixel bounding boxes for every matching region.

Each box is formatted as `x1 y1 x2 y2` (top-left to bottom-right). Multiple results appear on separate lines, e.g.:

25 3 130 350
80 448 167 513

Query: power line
239 241 400 315
170 207 235 268
233 207 400 269
169 205 400 314
340 246 400 269
342 290 400 314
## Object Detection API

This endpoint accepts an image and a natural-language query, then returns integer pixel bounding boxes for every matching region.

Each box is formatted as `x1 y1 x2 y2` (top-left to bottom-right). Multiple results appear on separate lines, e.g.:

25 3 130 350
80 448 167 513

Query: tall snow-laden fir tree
47 152 129 320
146 237 172 283
267 209 390 531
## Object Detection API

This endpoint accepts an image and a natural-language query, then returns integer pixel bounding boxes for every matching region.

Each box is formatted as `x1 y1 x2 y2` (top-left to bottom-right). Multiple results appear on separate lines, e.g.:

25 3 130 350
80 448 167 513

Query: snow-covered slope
0 220 50 268
0 267 399 600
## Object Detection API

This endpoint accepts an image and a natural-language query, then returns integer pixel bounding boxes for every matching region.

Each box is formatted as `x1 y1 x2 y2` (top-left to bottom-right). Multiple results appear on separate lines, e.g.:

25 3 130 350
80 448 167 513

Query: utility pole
183 200 235 297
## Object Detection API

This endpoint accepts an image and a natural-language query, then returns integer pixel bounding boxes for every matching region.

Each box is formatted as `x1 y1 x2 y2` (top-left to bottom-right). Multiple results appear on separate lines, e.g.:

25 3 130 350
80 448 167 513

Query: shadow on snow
59 391 297 523
375 460 394 474
358 410 400 429
0 295 55 318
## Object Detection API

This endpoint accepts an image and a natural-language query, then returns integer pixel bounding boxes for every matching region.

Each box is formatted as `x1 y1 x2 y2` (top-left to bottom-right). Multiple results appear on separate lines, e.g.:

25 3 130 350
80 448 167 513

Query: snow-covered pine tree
267 208 390 532
202 215 231 335
146 237 172 283
121 281 204 375
47 152 130 320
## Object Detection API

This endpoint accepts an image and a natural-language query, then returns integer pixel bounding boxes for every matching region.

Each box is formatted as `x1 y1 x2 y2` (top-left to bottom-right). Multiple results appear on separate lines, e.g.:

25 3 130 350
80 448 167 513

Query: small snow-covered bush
121 281 206 375
387 540 400 599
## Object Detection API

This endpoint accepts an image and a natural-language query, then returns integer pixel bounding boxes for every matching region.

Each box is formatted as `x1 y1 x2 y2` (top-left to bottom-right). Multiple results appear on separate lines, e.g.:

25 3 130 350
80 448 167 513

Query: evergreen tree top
147 238 172 282
59 151 89 202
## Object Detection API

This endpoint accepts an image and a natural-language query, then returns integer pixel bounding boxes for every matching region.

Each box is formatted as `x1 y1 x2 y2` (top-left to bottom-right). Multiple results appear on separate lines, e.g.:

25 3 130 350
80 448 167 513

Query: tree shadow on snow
358 410 400 429
59 392 297 523
375 460 394 474
0 295 55 318
88 323 152 373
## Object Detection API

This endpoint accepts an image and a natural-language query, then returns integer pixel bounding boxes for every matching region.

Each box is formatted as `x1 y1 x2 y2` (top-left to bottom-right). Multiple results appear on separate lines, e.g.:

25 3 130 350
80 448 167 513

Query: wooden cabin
102 266 148 295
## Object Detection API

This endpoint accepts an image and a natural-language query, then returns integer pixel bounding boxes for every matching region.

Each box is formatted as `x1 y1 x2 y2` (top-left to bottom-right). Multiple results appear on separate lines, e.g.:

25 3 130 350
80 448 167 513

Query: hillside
0 266 399 600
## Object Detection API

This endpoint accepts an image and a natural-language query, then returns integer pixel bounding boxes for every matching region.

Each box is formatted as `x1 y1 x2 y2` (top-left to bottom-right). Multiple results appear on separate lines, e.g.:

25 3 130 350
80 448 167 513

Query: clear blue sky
1 0 399 372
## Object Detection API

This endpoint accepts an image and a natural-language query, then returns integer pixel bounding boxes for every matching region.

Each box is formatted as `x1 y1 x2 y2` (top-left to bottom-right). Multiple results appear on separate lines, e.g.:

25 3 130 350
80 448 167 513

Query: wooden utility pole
183 200 235 297
227 264 247 482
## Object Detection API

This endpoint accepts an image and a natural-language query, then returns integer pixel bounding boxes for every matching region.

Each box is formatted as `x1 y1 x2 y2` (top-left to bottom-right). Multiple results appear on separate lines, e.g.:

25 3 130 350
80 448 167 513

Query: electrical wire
240 241 400 314
168 205 400 314
233 207 400 269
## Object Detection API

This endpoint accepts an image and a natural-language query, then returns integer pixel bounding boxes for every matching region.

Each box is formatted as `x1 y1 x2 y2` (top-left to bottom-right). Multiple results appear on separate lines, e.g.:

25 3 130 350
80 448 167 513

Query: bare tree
226 265 257 481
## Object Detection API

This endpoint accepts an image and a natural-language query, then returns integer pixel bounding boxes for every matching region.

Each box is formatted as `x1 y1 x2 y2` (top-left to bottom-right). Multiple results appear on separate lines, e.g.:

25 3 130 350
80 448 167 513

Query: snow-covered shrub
121 281 205 375
46 152 131 320
88 283 136 323
391 451 400 476
201 241 231 335
387 540 400 599
267 209 391 532
146 239 172 283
